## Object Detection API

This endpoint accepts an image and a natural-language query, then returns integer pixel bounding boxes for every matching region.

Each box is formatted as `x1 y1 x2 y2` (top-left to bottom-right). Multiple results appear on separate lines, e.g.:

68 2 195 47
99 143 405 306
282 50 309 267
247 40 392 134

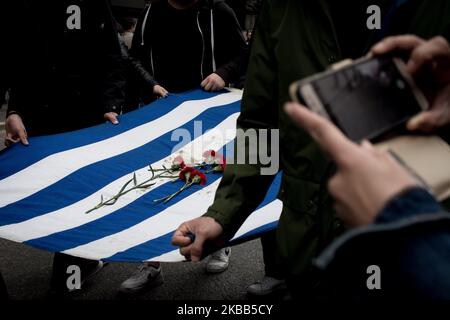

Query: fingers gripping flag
0 89 282 263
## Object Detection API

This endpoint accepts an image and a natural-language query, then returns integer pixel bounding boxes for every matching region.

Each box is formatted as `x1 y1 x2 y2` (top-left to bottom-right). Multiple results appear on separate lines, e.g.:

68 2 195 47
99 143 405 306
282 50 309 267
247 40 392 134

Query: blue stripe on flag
25 140 238 252
0 101 239 226
0 89 226 180
26 170 225 252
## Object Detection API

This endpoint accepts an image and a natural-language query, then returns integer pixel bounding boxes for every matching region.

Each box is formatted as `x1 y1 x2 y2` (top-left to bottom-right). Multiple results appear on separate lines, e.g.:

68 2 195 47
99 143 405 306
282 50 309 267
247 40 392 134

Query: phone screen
308 57 424 141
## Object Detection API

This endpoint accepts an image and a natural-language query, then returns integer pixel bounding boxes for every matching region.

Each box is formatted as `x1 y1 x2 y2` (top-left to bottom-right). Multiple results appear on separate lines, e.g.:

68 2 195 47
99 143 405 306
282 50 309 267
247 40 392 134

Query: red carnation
172 155 186 170
203 150 216 159
179 166 196 181
154 167 207 204
191 170 207 186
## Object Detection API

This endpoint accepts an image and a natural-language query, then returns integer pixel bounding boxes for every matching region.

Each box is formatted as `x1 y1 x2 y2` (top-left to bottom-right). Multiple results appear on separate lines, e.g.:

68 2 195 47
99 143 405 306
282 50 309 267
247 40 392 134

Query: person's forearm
204 164 276 238
129 56 158 88
101 55 126 114
6 88 23 117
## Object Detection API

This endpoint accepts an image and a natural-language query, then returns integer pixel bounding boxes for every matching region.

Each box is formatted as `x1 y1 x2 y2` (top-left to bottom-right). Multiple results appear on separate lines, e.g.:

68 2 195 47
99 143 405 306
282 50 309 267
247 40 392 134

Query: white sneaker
119 263 164 294
247 276 286 296
205 247 231 274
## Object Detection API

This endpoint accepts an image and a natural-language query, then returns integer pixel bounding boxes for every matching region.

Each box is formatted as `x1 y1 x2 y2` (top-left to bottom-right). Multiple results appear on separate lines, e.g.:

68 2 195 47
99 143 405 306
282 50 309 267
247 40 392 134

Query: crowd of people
1 0 450 300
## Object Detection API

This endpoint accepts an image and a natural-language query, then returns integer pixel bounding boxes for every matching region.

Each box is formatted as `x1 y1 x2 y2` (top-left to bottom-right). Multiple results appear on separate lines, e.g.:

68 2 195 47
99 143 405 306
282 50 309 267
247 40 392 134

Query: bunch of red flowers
202 150 226 173
171 155 186 171
179 167 207 186
154 150 226 204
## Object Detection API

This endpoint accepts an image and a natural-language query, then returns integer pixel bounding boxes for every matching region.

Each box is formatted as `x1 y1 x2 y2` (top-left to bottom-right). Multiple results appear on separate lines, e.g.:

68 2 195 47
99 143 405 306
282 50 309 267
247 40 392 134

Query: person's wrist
375 187 440 224
6 111 21 120
105 105 120 114
212 72 227 85
202 212 225 230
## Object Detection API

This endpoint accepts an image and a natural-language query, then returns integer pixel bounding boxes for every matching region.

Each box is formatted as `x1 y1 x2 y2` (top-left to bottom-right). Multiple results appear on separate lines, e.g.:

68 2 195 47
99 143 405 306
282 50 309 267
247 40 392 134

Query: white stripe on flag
149 250 185 263
0 114 239 242
231 200 282 240
0 91 242 208
145 200 282 263
63 179 282 262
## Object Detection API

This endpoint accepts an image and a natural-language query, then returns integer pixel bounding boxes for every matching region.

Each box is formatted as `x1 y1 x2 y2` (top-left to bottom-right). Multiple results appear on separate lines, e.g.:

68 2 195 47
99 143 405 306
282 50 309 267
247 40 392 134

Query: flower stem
153 181 195 204
86 167 175 214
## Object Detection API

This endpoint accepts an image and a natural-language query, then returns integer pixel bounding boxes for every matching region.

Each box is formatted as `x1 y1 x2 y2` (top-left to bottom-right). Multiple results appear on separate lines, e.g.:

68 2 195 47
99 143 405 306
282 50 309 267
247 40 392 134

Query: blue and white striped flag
0 89 282 263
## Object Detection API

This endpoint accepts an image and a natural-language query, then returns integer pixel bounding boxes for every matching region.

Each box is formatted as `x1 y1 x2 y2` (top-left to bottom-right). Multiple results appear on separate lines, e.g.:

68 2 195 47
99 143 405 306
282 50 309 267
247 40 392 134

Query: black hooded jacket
5 0 125 135
129 0 246 95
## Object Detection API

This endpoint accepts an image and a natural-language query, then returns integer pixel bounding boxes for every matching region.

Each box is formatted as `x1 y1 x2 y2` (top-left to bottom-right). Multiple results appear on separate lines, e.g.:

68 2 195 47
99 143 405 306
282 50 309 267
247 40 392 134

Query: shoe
119 263 164 294
205 247 231 274
247 276 286 296
49 260 108 295
79 261 108 289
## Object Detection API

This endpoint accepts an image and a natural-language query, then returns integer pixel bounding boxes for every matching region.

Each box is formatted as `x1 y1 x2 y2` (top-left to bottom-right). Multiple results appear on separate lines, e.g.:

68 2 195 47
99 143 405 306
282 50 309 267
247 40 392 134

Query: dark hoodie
129 0 246 95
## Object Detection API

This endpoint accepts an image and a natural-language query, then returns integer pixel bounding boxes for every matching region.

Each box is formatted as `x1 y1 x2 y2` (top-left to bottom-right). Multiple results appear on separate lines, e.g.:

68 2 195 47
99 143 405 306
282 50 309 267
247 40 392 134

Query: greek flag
0 89 282 263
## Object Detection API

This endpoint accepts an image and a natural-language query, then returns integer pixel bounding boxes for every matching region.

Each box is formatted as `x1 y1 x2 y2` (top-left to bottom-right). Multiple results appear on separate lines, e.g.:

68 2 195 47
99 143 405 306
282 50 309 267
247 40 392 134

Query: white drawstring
197 12 205 80
141 4 152 46
141 4 154 75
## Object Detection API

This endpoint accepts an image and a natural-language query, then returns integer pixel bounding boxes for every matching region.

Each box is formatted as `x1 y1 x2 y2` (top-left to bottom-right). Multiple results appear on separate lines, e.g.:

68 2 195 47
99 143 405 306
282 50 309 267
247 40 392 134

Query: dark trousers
0 272 8 300
261 231 285 280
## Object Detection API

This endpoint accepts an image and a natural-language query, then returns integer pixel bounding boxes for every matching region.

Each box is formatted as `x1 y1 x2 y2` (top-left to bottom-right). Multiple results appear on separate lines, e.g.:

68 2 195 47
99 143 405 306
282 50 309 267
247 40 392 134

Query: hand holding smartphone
289 56 450 200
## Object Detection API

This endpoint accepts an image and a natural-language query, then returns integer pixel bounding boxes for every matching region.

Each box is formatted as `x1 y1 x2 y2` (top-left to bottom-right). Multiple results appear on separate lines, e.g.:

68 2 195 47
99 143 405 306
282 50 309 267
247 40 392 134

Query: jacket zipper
210 9 216 71
141 4 155 76
141 4 152 46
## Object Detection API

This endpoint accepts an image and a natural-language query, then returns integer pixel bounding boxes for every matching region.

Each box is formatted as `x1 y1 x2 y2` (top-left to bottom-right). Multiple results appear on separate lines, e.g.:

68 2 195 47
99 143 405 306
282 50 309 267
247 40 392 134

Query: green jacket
204 0 450 286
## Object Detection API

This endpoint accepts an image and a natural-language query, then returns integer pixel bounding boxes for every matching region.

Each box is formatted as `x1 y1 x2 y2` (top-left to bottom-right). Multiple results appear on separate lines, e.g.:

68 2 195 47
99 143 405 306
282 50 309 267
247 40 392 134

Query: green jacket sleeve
204 1 279 238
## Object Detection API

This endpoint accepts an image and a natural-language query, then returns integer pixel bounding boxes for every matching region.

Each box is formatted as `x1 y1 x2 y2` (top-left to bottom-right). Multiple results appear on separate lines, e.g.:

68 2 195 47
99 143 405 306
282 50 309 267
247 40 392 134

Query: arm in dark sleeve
204 2 279 237
4 1 28 118
98 0 126 114
316 188 450 299
128 56 158 89
118 36 158 89
127 5 159 90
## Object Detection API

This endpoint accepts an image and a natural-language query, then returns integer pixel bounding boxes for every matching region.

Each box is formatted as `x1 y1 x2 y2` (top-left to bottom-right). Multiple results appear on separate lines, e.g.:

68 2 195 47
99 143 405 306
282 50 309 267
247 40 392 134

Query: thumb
105 113 119 125
200 78 209 88
406 112 436 132
190 233 207 262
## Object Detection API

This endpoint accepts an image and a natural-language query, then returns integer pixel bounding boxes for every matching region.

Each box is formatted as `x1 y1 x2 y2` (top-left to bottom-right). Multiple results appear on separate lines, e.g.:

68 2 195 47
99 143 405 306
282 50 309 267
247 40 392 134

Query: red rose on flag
191 170 207 186
203 150 216 159
202 150 226 173
214 154 226 172
179 167 207 186
203 150 217 165
179 166 196 181
155 167 207 204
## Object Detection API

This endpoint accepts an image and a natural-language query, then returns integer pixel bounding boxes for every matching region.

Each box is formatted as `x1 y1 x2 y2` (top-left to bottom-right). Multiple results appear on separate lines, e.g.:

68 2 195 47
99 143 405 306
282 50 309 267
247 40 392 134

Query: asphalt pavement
0 238 264 300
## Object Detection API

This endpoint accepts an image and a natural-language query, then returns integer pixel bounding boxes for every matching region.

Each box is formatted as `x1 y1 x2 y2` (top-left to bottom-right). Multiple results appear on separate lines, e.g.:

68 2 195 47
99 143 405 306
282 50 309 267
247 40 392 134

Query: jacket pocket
278 173 321 216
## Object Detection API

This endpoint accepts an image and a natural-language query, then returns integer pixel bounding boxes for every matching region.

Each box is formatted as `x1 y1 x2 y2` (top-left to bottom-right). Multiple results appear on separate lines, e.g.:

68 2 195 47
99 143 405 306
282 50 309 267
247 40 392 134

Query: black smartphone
290 56 429 142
